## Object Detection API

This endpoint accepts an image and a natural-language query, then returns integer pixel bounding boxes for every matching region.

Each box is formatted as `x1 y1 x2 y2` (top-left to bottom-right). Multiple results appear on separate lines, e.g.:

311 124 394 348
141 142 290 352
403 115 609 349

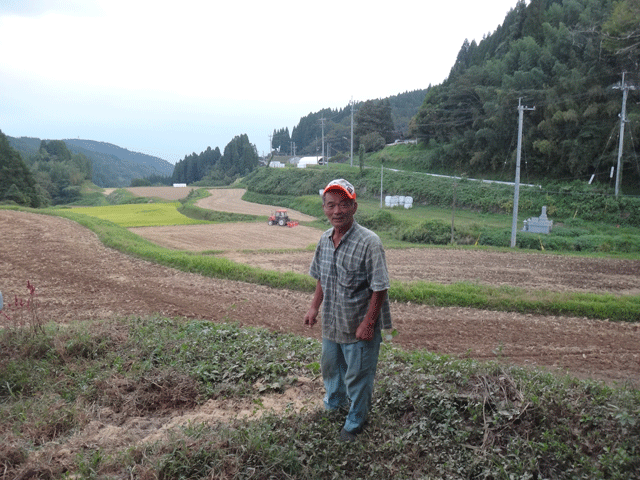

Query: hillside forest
0 134 92 206
410 0 640 188
1 0 639 204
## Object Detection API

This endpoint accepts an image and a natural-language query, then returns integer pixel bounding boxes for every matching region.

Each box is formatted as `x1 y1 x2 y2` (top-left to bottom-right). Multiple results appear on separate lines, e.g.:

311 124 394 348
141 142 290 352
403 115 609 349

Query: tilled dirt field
2 191 640 476
1 193 639 385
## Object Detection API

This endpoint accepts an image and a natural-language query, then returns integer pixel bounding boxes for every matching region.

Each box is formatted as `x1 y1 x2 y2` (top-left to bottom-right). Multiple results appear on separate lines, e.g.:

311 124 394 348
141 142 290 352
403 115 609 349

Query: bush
550 225 590 238
611 235 640 253
356 210 403 232
401 219 451 245
477 228 511 248
575 235 611 252
361 132 386 153
539 236 575 251
516 232 544 250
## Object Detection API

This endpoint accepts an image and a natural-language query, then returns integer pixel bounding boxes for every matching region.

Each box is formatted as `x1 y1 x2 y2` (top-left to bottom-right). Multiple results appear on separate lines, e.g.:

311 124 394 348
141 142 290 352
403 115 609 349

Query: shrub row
243 168 640 227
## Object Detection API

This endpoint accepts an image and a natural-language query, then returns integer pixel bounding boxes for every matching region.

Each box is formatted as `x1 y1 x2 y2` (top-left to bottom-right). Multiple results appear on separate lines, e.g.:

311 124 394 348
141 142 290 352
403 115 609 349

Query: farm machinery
268 209 298 227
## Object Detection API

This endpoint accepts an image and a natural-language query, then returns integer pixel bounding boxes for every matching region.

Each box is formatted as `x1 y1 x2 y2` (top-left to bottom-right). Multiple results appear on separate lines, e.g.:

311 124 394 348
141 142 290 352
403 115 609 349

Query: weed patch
1 317 638 479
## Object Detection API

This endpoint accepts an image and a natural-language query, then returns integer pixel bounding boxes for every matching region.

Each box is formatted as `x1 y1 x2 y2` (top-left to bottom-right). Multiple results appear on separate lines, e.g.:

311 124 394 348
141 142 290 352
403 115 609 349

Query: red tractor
268 209 298 227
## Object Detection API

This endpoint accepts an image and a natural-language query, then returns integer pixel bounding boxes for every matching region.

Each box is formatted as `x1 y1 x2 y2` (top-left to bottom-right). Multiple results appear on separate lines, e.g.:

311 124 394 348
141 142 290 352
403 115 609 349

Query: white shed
297 156 324 168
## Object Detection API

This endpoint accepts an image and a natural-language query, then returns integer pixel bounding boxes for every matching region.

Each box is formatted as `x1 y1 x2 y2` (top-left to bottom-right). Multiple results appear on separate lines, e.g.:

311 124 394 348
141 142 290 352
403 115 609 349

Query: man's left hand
355 320 375 341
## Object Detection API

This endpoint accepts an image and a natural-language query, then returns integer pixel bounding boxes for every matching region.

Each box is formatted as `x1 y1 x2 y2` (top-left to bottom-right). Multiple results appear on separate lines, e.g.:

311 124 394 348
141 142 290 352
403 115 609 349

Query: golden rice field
71 202 205 227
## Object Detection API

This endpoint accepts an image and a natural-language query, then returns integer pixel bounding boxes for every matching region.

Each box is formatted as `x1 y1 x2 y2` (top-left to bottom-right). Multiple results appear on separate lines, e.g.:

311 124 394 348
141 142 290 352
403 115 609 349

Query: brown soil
2 194 639 384
1 188 640 475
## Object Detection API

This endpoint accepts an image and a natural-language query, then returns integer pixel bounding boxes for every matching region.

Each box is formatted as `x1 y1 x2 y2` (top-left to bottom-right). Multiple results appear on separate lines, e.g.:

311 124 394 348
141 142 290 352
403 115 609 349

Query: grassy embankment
245 156 640 254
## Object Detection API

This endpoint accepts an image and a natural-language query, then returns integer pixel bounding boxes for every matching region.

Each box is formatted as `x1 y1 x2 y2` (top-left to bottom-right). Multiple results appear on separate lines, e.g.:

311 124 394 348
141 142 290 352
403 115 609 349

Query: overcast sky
1 0 521 164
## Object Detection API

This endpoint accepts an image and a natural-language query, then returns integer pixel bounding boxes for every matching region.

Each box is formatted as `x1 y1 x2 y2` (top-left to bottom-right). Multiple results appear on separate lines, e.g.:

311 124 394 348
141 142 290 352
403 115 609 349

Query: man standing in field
304 178 392 442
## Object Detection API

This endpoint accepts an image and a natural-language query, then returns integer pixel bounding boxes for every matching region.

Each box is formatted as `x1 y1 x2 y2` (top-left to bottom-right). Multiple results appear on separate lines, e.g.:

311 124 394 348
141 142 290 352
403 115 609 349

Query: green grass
68 202 207 227
1 316 638 479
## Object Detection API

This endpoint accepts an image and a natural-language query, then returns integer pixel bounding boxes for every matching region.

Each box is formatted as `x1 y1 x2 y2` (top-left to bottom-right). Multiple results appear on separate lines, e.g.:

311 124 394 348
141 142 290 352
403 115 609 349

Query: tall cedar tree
220 134 259 176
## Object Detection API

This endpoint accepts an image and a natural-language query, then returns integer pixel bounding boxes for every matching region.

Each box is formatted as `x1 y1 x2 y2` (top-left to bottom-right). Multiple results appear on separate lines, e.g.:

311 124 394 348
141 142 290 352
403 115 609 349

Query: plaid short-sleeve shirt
309 222 392 344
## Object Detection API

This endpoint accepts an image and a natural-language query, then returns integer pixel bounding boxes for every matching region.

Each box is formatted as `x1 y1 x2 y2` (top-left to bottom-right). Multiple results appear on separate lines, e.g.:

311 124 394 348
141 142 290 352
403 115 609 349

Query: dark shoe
339 427 358 442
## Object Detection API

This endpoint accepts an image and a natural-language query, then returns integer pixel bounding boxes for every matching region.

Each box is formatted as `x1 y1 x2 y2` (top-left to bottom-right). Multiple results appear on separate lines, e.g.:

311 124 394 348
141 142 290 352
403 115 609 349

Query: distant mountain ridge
8 136 174 188
62 139 173 176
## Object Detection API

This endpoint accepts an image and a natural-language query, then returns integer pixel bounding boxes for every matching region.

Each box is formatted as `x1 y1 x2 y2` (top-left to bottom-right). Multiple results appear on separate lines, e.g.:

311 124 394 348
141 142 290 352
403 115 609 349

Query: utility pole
320 117 326 166
613 72 636 197
511 98 535 248
451 181 457 244
380 161 384 208
350 98 354 167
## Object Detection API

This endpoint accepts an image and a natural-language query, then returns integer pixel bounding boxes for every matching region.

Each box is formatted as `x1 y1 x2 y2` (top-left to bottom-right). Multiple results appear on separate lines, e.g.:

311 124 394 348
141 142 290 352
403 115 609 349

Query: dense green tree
219 134 259 176
0 130 42 207
285 92 424 156
39 139 72 161
410 0 639 189
290 108 341 156
271 127 291 154
387 89 429 135
26 140 92 204
171 146 222 184
355 99 396 148
130 178 152 187
602 0 640 71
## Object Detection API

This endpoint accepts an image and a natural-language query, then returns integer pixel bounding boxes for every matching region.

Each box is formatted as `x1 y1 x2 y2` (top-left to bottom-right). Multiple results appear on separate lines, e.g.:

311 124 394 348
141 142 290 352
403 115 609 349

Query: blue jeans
321 331 382 433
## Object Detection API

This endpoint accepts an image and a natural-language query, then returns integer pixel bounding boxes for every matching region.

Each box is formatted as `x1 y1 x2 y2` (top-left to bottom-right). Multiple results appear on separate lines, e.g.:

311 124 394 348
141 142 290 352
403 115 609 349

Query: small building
297 156 324 168
173 183 187 187
522 206 553 234
269 161 285 168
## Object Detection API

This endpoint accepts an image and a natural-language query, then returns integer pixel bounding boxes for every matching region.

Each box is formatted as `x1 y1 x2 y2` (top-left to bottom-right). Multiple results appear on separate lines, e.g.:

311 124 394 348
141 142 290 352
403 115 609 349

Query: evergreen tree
220 134 259 176
39 139 72 161
171 146 222 184
0 130 42 207
602 0 640 71
271 127 291 153
410 0 639 187
355 99 396 148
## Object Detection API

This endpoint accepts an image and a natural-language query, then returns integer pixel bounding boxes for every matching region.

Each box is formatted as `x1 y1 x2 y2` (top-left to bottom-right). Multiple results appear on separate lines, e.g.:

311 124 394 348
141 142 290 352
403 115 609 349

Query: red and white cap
323 178 356 200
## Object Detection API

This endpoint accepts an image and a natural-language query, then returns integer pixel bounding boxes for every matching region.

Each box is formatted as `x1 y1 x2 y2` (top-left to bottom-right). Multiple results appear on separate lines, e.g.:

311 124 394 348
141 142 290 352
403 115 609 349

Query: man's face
323 190 357 230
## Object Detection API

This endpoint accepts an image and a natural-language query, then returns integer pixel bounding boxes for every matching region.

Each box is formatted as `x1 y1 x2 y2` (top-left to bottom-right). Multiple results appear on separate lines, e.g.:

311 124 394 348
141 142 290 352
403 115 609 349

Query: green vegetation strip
30 208 640 322
1 317 639 479
68 202 206 227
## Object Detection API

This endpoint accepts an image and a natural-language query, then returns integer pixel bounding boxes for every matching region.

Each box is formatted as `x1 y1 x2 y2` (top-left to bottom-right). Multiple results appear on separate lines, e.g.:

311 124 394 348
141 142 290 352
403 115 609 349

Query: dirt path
195 188 316 222
1 207 639 385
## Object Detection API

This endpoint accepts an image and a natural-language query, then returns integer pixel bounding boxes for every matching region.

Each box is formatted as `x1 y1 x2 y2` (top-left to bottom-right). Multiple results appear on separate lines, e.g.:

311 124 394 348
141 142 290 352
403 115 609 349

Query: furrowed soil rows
2 187 639 476
2 189 639 384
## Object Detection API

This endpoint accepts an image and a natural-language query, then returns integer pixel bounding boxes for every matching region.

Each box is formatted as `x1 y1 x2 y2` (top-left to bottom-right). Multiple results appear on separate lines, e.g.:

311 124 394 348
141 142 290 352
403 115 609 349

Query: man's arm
355 289 387 341
304 280 324 328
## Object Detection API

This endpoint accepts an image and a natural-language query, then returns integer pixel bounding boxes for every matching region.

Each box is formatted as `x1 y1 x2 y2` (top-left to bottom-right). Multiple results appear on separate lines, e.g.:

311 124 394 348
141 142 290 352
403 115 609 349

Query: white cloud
1 0 522 161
